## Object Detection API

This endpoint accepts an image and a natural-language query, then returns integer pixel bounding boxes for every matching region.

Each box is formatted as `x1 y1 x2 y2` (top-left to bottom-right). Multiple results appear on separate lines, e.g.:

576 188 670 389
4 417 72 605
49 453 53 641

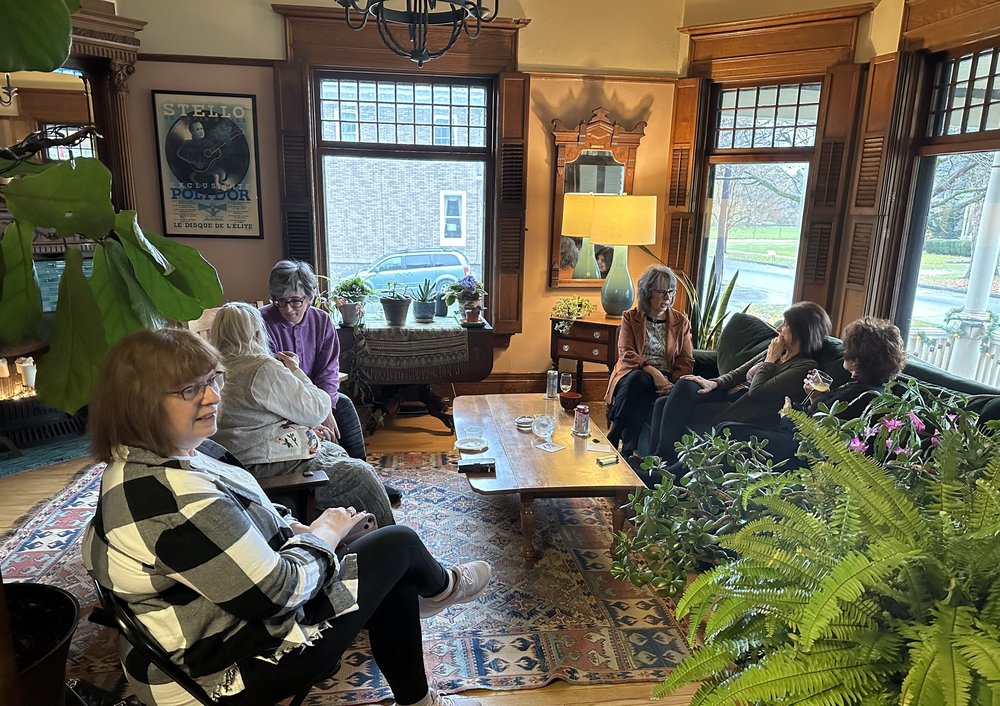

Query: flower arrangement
551 295 597 334
442 275 486 307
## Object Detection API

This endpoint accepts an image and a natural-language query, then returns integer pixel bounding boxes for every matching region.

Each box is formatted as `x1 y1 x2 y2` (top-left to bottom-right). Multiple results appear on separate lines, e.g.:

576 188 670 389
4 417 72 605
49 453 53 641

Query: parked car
356 249 472 295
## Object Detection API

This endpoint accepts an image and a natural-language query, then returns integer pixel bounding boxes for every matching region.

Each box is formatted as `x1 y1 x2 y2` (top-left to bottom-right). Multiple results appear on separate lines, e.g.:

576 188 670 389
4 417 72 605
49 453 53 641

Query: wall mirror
550 107 646 288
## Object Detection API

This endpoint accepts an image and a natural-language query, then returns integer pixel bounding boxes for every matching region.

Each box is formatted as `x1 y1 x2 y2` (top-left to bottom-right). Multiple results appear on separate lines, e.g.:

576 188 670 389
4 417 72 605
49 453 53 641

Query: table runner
354 305 470 384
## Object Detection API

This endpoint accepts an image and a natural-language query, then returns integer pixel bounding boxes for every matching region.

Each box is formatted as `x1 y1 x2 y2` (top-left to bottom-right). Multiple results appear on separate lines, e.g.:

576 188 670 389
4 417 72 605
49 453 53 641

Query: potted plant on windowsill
327 276 375 327
442 275 487 325
412 278 436 323
379 281 411 326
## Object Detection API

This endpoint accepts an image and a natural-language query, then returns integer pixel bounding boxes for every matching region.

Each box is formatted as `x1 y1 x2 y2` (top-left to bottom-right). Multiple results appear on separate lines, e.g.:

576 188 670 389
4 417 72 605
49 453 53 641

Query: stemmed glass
559 373 573 394
804 369 834 406
531 414 556 449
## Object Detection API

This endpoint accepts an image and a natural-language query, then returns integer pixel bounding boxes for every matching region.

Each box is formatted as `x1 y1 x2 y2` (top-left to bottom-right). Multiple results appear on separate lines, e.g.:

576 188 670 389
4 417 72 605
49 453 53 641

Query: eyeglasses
168 371 225 402
272 297 308 310
652 288 677 296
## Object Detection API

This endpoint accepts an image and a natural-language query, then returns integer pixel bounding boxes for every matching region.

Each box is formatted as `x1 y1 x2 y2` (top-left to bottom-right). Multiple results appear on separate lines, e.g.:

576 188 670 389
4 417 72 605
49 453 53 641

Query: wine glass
531 414 556 447
559 373 573 394
804 369 834 406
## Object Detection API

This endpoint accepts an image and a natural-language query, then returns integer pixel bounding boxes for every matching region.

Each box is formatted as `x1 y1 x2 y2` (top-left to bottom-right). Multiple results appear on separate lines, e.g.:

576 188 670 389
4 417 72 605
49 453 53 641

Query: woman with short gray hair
603 264 694 458
260 260 401 504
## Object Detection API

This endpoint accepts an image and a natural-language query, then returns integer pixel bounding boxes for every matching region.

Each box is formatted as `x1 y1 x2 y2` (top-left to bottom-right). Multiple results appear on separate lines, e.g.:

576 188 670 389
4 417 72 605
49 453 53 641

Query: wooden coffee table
453 393 642 567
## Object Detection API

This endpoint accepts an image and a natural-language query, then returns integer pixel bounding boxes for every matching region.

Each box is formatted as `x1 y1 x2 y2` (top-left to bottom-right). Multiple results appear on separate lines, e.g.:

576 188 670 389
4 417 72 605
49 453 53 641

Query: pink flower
931 435 940 445
896 446 911 456
848 437 867 452
907 411 926 432
863 425 879 439
883 418 904 431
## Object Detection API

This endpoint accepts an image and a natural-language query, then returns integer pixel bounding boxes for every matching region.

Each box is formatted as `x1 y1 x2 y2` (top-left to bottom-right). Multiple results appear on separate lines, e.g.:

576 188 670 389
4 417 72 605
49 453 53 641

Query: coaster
536 441 565 453
454 437 489 453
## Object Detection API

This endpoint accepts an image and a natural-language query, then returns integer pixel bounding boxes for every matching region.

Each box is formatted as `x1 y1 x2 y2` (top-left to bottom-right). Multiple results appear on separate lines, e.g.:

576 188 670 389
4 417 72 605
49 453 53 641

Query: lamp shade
561 193 595 236
589 194 657 245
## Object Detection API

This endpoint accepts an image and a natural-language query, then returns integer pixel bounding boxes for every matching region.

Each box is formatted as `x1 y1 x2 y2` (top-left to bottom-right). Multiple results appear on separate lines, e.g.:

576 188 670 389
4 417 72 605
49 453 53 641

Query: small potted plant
443 275 487 325
551 295 597 334
379 281 411 326
412 279 437 323
329 276 376 327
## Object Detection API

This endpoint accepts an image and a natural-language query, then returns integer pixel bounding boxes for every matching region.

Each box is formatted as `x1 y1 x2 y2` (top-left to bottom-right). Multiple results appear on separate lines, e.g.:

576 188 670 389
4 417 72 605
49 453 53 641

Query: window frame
439 190 467 246
313 70 493 290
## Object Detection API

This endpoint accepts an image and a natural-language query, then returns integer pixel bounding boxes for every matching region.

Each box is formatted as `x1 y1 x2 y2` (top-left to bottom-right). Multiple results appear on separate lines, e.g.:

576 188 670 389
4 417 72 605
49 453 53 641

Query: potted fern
379 281 411 326
412 278 436 323
645 393 1000 706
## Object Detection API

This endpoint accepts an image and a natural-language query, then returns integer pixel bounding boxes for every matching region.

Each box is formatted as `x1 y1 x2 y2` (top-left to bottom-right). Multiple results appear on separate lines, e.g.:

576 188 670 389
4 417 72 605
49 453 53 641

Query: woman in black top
642 317 907 487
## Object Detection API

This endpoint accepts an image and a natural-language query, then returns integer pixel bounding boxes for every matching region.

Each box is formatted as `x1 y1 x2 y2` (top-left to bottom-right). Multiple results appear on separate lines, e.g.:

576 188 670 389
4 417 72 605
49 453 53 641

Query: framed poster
152 91 264 238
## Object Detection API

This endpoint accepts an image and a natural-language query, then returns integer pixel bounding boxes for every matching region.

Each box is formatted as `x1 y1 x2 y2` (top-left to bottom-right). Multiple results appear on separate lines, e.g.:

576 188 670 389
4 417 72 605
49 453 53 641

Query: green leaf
90 240 161 345
113 211 172 274
0 159 55 177
956 630 1000 683
144 230 222 308
118 230 205 322
0 221 42 343
3 158 115 239
36 245 107 413
0 0 73 72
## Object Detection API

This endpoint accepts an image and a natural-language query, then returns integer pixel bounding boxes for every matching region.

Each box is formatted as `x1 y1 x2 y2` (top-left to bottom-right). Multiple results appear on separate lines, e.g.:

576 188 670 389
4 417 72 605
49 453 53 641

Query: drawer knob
592 348 600 356
561 344 570 352
593 332 601 339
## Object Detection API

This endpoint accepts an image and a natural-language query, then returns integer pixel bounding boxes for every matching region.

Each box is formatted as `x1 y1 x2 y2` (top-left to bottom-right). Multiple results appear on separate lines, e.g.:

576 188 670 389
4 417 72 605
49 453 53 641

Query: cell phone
457 457 496 473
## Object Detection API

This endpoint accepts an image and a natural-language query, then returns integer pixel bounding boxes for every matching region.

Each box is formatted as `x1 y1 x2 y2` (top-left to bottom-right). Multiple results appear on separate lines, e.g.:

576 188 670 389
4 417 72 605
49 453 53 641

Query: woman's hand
312 425 334 442
783 396 793 410
802 368 818 394
306 507 365 548
276 351 300 372
322 411 341 440
764 336 785 364
681 374 719 394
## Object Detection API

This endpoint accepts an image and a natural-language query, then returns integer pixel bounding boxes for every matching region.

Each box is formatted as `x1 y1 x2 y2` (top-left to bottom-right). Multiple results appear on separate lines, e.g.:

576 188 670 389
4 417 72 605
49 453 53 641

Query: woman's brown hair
89 329 222 462
842 317 906 385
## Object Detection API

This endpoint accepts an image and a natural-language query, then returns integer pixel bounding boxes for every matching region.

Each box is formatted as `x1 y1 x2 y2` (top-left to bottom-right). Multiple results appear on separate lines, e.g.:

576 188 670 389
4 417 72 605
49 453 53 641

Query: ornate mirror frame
549 107 646 288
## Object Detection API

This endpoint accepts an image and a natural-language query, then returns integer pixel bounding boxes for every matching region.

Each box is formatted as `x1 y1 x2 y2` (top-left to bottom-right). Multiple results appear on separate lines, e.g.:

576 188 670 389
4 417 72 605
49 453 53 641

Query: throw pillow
716 313 778 375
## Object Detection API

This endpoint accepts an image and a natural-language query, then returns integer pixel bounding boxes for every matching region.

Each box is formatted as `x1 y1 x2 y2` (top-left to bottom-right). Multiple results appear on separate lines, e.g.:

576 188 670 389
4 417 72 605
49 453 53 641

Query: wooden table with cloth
336 304 494 432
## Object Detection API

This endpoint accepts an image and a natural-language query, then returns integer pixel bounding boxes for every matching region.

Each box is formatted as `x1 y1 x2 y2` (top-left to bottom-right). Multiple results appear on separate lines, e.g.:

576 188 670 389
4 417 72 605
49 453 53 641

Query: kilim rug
1 452 688 703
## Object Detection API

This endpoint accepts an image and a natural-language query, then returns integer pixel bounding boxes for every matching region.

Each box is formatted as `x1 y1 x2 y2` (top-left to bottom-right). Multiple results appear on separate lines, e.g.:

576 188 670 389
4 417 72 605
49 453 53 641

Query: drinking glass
804 369 834 406
531 414 556 446
559 373 573 394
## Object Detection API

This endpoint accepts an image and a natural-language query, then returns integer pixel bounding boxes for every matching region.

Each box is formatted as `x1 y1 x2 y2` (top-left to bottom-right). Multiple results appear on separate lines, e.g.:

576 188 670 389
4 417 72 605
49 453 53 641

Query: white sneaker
396 688 482 706
418 561 491 619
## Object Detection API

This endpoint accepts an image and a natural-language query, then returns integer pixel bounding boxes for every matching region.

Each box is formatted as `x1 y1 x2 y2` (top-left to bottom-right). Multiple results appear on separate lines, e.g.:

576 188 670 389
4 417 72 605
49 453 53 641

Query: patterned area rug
1 452 687 703
0 433 92 479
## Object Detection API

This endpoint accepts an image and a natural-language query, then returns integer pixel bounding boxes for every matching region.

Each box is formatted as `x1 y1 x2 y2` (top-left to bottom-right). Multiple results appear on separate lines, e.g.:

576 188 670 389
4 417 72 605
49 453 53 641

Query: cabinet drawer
564 322 614 343
556 339 610 363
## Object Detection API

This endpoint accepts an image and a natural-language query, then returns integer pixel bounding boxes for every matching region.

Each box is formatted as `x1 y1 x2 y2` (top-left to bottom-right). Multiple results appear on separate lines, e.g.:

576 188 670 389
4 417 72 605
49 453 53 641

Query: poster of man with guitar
153 91 263 238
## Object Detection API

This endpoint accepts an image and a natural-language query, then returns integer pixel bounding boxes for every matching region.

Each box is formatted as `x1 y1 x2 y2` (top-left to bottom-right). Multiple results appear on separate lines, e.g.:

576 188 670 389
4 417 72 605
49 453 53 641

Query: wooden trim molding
680 3 873 82
903 0 1000 52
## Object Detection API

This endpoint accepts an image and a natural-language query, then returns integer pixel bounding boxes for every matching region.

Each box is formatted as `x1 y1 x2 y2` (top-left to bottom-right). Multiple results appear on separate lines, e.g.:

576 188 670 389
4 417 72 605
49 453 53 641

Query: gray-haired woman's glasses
272 297 308 310
652 288 676 296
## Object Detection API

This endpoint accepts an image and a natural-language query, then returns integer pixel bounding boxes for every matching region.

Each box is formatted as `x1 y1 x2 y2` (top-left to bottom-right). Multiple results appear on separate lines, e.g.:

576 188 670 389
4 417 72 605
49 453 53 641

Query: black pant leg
219 526 447 706
650 379 731 464
716 422 802 468
334 393 367 459
608 370 657 455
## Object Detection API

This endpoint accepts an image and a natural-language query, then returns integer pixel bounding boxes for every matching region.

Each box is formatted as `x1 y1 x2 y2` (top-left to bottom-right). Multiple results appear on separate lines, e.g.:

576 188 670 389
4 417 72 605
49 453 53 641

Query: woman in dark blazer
604 265 694 458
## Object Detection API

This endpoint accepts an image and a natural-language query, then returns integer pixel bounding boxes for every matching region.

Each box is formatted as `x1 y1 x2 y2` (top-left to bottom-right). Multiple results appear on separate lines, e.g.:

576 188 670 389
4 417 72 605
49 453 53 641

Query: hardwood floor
0 402 695 706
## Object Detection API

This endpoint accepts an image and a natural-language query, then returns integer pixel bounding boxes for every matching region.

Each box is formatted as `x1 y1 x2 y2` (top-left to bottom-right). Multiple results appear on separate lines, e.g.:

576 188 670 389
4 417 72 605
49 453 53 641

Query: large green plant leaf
113 211 172 274
0 0 74 72
0 159 54 177
90 240 161 345
0 221 42 343
144 230 223 308
3 158 115 239
36 245 107 413
118 228 205 322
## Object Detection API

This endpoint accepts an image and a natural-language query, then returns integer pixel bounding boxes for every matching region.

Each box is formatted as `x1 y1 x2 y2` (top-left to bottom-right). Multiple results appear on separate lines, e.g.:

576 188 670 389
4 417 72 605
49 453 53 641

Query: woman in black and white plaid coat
83 329 490 706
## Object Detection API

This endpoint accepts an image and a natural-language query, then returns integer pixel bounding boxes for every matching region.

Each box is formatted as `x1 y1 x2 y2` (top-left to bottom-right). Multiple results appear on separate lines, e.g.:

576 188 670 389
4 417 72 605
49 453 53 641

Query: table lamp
561 193 600 279
589 194 657 317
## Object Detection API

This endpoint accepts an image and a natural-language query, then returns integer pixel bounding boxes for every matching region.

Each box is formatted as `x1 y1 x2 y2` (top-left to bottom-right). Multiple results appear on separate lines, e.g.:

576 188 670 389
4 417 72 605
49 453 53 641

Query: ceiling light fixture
332 0 499 67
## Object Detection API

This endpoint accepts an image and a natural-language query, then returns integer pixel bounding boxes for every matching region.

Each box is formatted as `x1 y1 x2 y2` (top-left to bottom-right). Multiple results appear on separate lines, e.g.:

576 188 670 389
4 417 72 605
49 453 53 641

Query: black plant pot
434 294 449 317
7 582 79 706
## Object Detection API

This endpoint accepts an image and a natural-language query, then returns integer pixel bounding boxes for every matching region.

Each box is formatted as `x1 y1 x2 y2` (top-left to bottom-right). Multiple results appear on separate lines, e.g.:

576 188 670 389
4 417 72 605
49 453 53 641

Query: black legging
606 369 660 456
648 378 731 464
333 393 366 460
218 525 448 706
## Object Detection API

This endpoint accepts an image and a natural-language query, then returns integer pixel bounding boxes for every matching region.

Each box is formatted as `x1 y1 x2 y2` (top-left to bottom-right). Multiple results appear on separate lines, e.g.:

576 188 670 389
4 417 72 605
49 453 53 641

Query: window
702 81 820 322
440 191 466 245
317 74 488 296
929 46 1000 137
44 124 97 161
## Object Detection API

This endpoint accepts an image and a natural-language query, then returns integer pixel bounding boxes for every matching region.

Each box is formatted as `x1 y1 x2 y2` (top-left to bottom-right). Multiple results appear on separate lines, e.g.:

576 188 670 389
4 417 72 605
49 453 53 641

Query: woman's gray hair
210 302 273 359
268 259 318 301
636 264 678 316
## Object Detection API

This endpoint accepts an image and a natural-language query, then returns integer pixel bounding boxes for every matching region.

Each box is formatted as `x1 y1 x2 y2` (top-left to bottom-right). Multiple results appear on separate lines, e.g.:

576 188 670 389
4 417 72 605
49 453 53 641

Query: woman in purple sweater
260 260 401 503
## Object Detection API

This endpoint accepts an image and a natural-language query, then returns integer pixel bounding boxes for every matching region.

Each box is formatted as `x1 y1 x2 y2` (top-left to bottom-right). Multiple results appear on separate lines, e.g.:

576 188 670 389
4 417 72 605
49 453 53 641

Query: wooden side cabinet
549 317 620 394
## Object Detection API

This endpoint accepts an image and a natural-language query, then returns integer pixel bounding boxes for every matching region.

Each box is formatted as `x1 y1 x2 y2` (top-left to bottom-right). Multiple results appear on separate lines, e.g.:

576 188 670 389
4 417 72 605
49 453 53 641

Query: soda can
545 369 559 399
572 404 590 436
